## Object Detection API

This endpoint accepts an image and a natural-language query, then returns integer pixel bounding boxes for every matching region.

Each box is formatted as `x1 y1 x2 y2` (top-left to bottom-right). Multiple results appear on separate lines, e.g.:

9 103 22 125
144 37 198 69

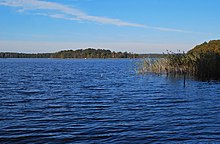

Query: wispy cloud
0 0 191 33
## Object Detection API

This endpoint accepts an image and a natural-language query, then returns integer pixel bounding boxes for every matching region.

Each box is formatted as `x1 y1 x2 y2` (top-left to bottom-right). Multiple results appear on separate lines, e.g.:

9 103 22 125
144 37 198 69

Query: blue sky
0 0 219 53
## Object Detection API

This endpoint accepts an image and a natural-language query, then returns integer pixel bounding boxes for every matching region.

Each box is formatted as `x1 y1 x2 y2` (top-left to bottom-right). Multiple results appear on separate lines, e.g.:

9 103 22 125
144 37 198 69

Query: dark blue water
0 59 220 143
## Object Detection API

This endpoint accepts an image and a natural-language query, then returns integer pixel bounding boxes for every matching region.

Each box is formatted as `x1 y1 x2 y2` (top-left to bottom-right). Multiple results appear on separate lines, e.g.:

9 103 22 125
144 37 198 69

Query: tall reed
138 51 220 80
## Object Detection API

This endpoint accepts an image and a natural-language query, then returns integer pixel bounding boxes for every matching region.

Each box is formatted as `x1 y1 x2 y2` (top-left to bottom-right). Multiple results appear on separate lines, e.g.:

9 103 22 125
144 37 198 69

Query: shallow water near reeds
0 59 220 143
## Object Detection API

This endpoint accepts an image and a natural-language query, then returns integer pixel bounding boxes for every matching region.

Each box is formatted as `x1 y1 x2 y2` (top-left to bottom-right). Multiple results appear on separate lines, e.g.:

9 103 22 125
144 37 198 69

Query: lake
0 59 220 143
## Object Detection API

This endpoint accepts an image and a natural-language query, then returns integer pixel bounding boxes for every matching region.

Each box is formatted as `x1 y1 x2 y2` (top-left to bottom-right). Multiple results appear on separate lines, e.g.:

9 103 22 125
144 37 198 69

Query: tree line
0 48 163 59
53 49 139 59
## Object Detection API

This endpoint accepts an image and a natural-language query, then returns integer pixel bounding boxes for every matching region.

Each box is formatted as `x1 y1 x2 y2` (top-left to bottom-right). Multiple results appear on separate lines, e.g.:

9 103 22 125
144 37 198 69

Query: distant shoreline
0 48 165 59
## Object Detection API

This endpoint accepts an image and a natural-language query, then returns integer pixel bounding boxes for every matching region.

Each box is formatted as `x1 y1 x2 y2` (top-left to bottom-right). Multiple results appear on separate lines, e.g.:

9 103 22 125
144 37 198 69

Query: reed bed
138 52 220 80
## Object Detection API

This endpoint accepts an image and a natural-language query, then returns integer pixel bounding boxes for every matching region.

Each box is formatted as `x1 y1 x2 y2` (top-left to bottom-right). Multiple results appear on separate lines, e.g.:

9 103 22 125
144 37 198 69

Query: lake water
0 59 220 143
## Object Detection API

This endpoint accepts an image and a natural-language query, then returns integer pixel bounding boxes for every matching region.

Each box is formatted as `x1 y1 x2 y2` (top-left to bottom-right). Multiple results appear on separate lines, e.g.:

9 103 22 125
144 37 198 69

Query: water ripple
0 59 220 143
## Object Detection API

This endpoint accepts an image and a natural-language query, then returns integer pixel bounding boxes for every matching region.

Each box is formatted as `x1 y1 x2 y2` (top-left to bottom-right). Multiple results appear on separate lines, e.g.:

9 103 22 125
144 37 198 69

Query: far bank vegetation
0 48 166 59
0 48 140 59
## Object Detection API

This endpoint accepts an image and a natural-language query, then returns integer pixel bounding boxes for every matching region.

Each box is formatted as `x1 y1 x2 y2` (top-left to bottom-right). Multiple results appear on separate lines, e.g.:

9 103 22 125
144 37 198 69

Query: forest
0 48 163 59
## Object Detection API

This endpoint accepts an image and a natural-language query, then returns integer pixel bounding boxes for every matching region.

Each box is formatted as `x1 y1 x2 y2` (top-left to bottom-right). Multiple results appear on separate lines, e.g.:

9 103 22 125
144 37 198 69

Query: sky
0 0 220 53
